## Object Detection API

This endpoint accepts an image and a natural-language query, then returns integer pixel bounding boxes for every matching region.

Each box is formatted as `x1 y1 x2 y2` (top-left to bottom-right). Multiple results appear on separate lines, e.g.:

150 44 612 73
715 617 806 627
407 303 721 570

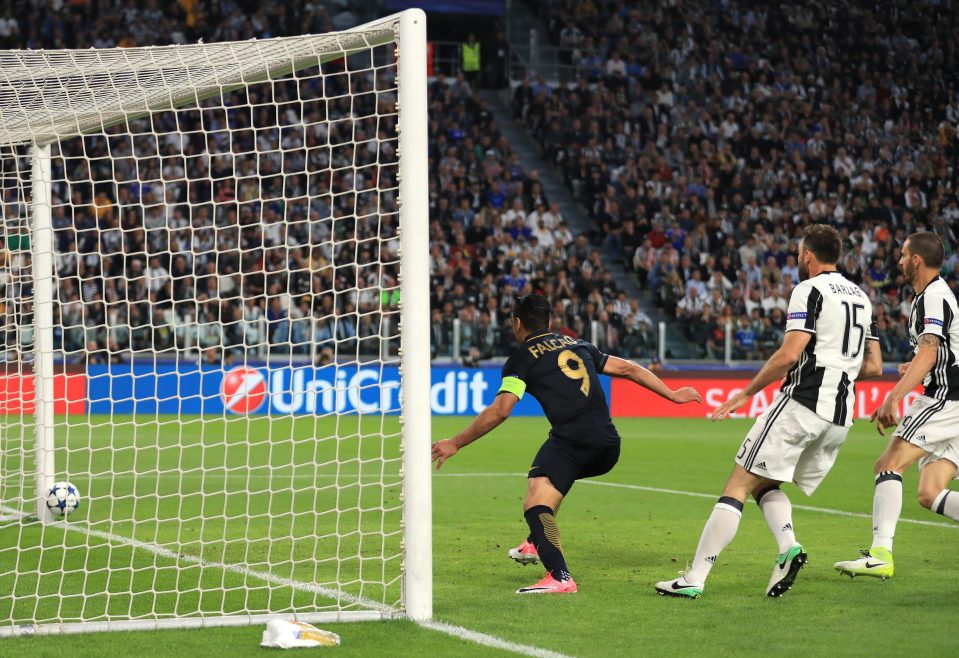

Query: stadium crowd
1 2 392 365
0 0 633 365
516 0 959 361
5 0 959 366
426 70 644 363
39 60 403 366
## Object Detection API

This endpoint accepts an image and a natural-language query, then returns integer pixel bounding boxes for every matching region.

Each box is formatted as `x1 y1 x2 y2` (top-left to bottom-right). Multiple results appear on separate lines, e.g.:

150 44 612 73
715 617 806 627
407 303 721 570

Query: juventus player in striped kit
835 232 959 579
656 224 883 599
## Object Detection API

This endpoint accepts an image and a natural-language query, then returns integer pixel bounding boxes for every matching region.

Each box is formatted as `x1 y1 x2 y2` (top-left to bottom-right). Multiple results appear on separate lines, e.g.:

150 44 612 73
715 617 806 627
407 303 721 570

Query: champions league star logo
221 367 267 414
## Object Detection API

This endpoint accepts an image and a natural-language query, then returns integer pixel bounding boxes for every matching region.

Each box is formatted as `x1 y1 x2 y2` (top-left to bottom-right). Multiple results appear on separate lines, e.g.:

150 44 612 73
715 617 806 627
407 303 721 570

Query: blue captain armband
498 376 526 399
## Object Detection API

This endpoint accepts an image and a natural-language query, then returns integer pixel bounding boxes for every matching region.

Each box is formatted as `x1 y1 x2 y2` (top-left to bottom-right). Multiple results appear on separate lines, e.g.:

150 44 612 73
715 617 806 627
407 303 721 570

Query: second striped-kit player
835 231 959 579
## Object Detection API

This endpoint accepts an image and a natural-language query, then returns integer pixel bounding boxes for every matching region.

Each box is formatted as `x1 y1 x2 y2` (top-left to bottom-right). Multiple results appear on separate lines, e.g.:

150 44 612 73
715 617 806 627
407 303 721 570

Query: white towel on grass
260 619 341 649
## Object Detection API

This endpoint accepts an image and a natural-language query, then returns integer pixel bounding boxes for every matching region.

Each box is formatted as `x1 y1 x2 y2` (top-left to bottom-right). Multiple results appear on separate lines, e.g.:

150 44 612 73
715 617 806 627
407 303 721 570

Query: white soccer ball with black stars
46 482 81 516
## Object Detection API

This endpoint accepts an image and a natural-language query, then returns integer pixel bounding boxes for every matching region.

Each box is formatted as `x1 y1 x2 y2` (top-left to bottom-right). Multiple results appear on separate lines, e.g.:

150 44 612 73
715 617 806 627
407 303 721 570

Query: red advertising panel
610 377 923 419
0 374 86 415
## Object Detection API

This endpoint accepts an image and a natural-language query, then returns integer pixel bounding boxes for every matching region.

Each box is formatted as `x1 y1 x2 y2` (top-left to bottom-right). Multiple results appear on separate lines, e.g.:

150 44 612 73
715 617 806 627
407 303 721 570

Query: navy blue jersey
498 331 620 445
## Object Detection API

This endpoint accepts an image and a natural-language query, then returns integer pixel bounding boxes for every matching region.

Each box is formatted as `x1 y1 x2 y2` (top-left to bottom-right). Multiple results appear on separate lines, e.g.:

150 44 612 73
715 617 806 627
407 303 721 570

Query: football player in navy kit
431 294 702 594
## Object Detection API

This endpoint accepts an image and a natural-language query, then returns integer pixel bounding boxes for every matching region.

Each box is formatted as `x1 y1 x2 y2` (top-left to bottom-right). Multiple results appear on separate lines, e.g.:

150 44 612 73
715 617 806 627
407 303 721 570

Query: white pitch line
0 503 572 658
12 471 958 531
0 503 391 613
419 620 574 658
435 472 959 530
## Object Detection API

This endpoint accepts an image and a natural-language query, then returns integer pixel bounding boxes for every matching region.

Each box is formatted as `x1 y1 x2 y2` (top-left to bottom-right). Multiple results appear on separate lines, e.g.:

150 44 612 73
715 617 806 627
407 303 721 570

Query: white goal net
0 10 431 635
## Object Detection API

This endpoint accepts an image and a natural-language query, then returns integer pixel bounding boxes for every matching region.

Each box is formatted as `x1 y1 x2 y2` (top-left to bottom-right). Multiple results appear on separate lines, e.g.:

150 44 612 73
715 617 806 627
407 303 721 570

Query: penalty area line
0 503 573 658
435 472 959 530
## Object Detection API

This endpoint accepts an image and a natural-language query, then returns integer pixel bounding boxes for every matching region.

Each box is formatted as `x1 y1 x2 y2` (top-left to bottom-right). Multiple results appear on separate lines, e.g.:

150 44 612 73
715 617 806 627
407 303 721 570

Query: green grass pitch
2 415 958 657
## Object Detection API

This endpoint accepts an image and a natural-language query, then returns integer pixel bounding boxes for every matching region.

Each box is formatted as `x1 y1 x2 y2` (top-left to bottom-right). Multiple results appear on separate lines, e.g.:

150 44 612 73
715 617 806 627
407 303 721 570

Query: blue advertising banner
87 364 612 417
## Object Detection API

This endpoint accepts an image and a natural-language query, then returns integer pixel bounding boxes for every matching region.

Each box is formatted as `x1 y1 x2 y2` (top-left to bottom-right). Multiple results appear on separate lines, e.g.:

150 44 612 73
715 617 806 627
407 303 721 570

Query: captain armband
498 376 526 399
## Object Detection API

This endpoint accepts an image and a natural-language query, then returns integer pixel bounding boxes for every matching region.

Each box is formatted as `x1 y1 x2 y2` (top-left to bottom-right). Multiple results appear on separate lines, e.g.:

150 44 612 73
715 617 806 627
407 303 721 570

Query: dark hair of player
513 294 551 332
801 223 841 265
906 231 944 268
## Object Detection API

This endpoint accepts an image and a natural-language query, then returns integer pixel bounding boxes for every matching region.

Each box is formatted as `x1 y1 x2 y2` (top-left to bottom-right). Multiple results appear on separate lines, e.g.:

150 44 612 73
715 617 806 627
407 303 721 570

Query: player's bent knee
523 476 564 511
527 475 556 493
917 488 938 509
876 437 930 475
752 483 781 503
721 465 759 501
874 452 903 475
720 482 751 502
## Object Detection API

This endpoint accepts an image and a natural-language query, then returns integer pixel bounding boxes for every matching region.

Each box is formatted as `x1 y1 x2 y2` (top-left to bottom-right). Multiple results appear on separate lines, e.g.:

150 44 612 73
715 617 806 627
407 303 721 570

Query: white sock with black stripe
872 471 902 551
686 496 743 585
757 488 797 554
932 490 959 522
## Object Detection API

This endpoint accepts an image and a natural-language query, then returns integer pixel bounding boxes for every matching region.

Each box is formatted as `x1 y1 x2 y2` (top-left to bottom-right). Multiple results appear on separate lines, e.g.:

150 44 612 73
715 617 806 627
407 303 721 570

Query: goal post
0 9 431 635
32 142 56 526
396 10 432 624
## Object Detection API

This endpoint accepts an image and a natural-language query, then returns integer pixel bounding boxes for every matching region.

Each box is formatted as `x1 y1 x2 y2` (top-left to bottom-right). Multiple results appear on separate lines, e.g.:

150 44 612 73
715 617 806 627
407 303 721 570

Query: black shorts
527 437 620 496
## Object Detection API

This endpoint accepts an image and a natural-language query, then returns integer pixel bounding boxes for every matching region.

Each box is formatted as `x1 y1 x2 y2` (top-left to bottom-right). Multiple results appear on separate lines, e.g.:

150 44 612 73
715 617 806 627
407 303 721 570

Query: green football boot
833 547 894 580
766 543 808 597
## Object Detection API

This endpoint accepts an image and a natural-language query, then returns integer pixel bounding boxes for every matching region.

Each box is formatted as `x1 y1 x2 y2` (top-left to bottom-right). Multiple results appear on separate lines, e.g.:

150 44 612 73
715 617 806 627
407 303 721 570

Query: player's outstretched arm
857 339 883 380
871 334 940 435
431 392 520 469
712 330 811 421
602 355 703 404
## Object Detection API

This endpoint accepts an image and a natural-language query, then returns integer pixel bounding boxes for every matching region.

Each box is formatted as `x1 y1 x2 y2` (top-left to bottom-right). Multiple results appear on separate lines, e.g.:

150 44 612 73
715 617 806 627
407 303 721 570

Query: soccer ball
46 482 81 516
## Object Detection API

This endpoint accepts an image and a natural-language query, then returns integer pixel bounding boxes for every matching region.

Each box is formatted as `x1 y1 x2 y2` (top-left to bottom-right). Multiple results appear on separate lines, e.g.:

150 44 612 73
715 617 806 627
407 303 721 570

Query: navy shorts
527 437 620 496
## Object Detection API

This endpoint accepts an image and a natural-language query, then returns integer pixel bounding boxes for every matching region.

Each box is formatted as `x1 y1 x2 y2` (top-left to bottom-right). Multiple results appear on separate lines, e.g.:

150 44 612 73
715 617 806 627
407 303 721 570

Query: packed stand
0 1 393 366
426 71 644 362
0 1 632 365
515 0 959 360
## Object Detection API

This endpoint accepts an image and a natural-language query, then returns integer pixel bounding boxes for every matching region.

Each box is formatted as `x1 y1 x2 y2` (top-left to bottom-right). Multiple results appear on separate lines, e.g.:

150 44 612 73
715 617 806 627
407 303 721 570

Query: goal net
0 10 431 635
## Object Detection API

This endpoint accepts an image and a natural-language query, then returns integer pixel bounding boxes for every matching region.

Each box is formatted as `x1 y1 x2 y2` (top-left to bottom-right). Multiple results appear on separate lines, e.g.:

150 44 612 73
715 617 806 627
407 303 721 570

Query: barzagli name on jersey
827 282 865 298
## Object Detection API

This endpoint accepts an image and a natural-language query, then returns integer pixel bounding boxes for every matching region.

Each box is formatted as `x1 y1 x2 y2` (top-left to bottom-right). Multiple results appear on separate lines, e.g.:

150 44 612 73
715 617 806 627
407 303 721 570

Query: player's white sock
757 487 796 554
872 471 902 551
686 496 743 584
932 490 959 522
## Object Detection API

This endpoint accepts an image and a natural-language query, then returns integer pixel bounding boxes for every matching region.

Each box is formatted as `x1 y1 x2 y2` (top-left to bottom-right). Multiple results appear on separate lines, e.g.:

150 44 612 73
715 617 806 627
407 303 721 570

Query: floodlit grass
3 416 958 656
0 415 404 624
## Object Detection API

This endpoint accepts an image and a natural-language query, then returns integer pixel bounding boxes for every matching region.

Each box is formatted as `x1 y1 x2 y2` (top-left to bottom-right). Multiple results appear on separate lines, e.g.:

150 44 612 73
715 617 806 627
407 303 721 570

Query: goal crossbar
0 14 401 147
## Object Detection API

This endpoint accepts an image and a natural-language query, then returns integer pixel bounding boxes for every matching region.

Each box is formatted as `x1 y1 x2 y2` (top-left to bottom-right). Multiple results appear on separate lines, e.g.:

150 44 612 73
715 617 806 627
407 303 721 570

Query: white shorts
893 395 959 478
735 394 848 495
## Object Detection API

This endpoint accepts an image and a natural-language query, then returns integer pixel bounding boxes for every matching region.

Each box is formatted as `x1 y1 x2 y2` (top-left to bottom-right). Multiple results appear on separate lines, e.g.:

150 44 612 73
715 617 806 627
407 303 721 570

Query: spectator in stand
761 288 788 317
866 256 892 293
734 316 760 361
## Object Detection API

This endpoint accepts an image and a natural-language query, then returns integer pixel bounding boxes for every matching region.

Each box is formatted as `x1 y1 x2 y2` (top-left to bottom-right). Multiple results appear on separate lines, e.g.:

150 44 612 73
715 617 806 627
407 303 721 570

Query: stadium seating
518 0 959 361
0 2 629 364
5 0 959 365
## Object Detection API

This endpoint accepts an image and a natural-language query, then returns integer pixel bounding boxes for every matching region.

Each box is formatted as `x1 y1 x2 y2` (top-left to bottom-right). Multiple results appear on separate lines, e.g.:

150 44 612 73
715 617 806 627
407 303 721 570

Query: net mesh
0 22 408 629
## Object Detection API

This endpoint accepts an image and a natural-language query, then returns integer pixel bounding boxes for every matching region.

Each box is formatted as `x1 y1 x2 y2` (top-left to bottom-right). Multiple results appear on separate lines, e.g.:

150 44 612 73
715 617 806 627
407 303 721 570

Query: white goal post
0 9 430 635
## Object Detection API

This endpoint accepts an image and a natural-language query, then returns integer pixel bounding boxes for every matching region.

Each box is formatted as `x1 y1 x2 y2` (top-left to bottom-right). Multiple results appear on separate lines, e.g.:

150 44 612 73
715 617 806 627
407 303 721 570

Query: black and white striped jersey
908 276 959 401
780 272 877 426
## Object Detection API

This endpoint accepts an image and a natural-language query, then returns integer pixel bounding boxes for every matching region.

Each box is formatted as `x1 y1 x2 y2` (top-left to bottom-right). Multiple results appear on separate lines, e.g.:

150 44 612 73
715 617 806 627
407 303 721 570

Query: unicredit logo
221 366 267 414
